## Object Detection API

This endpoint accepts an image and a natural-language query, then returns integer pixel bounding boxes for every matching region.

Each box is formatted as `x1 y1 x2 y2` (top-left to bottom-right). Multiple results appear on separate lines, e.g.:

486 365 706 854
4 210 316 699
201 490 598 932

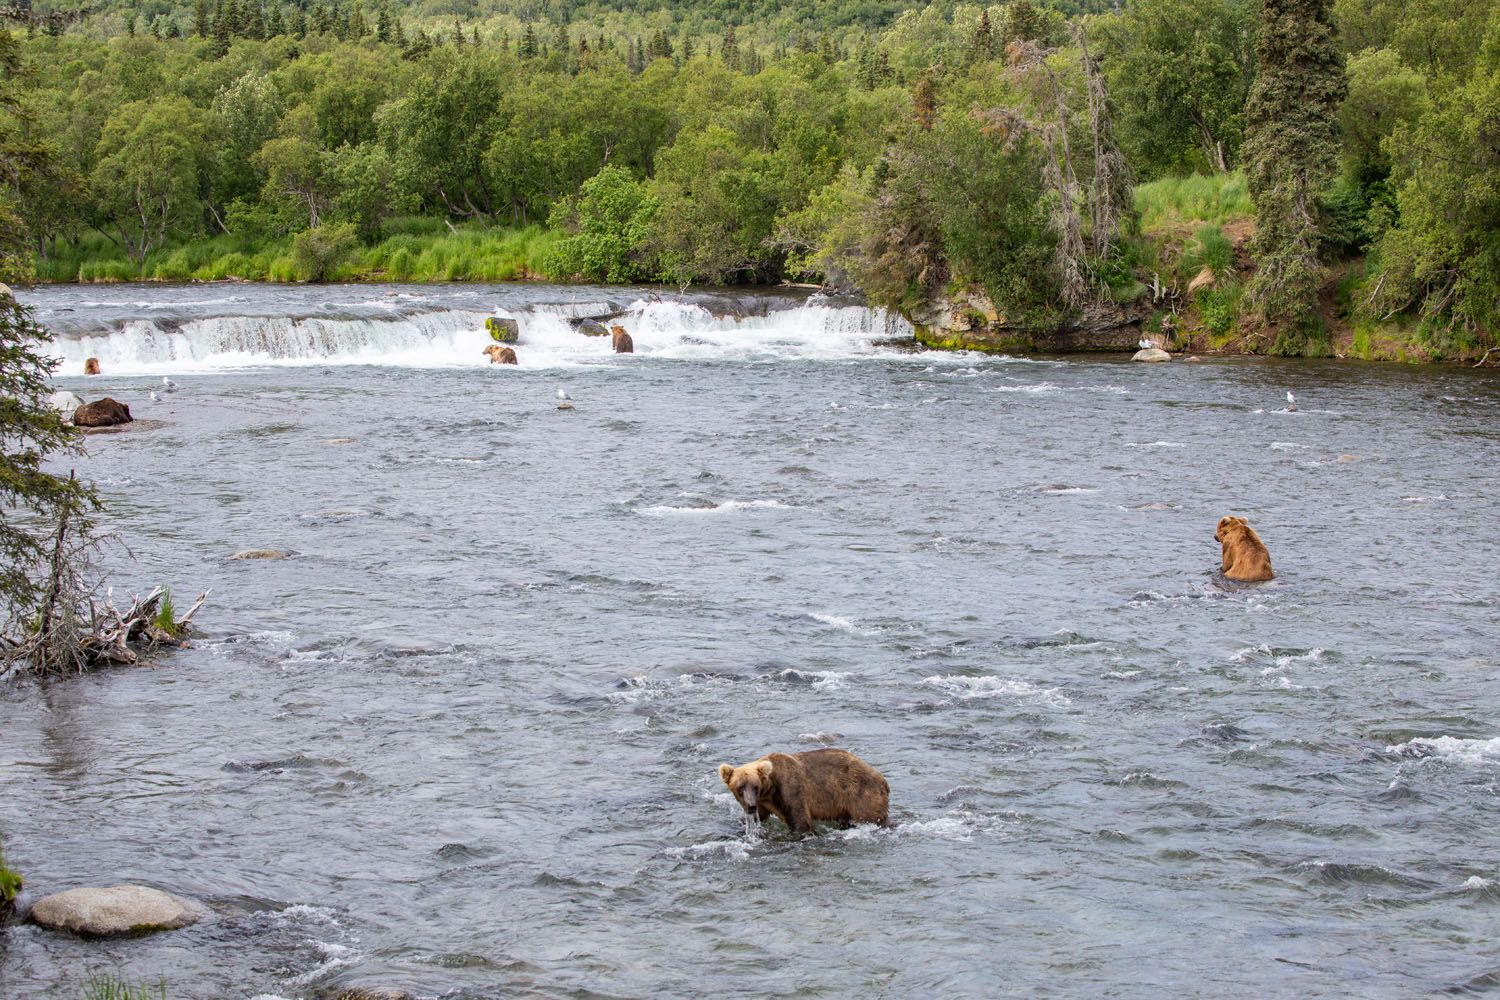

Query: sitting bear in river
719 748 888 834
1216 515 1274 581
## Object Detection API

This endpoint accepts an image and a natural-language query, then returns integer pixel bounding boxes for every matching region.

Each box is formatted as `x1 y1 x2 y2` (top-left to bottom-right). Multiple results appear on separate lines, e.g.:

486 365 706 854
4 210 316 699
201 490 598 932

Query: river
2 283 1498 999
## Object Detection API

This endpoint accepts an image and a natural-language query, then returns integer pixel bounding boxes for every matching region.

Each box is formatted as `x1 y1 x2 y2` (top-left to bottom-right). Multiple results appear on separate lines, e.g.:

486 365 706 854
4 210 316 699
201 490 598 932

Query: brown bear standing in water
482 345 517 365
610 325 634 354
718 748 889 834
1215 515 1275 581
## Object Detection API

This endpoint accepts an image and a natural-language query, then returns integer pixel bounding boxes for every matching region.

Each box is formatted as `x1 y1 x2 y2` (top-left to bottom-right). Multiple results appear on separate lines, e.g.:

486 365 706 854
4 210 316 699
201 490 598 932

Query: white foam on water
988 382 1061 394
1035 486 1099 495
894 809 1009 842
1461 875 1495 890
52 297 917 373
1269 441 1307 451
637 499 801 517
774 669 852 691
919 674 1072 708
1387 736 1500 763
1401 494 1449 503
1124 441 1187 448
807 612 882 636
288 940 361 986
664 838 752 862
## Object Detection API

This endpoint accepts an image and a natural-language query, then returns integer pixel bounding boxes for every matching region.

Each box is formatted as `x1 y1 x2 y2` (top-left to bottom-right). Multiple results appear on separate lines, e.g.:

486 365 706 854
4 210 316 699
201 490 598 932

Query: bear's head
718 758 774 815
1215 515 1248 543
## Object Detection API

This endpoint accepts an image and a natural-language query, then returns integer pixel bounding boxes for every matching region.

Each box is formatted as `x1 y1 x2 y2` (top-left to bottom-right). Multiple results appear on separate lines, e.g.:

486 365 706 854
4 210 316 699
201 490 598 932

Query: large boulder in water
485 317 519 342
610 325 634 354
73 398 133 427
576 318 610 337
1132 348 1172 363
48 390 85 421
29 885 202 937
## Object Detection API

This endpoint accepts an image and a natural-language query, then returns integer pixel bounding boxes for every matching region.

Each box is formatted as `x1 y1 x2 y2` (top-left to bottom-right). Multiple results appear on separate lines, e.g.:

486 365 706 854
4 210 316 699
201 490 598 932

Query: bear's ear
718 763 735 786
754 759 774 781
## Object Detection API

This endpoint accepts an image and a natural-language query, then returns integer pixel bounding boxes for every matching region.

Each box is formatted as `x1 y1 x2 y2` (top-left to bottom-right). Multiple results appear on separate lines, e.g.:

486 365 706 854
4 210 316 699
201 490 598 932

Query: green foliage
0 294 100 644
290 222 358 282
0 841 20 913
82 975 168 1000
1340 47 1425 187
1242 0 1346 326
1182 224 1235 279
153 588 180 638
1133 172 1254 229
1197 280 1244 339
1096 0 1258 178
546 165 658 282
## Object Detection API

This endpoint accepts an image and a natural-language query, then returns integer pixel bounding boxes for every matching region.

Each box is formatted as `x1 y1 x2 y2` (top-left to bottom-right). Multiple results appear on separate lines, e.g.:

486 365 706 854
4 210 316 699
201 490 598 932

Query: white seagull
162 376 178 393
557 389 570 401
557 388 574 410
1139 338 1153 350
1285 390 1297 412
148 390 160 403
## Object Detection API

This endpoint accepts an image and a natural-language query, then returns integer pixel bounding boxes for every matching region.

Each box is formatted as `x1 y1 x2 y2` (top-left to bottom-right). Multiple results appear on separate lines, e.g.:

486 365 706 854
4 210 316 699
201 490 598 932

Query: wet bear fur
718 748 889 834
1215 515 1274 581
483 345 517 365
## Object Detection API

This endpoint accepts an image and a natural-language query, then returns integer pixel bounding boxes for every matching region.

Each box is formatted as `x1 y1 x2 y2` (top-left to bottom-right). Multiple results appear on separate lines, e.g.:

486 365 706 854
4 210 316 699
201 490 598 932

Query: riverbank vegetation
3 0 1499 360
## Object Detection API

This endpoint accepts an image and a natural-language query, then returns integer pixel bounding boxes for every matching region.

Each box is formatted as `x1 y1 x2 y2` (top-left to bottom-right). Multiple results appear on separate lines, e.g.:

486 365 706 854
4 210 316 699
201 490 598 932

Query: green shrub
291 223 360 283
1182 224 1235 279
0 843 20 914
1135 172 1254 229
79 259 141 282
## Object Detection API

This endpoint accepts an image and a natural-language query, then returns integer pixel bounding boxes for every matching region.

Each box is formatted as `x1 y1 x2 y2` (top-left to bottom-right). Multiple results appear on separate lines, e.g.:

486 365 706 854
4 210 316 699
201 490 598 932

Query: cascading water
29 284 915 372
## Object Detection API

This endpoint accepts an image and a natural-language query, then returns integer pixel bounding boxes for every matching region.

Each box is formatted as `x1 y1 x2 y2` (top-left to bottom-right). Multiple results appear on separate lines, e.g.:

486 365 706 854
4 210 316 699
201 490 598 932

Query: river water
2 283 1498 999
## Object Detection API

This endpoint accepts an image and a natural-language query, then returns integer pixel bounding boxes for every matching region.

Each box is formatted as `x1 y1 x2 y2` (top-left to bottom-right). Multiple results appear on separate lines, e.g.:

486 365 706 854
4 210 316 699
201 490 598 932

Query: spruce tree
1004 0 1040 46
193 0 208 37
975 8 994 55
1242 0 1345 333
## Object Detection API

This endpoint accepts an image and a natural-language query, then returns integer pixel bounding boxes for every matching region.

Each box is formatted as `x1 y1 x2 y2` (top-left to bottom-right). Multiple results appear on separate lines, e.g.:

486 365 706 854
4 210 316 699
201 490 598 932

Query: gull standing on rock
162 376 178 393
1285 391 1297 412
557 388 574 411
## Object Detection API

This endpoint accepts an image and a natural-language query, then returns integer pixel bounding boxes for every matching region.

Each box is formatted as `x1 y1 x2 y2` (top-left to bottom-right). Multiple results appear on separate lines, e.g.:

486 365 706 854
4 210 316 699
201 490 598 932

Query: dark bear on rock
72 398 133 427
718 748 889 834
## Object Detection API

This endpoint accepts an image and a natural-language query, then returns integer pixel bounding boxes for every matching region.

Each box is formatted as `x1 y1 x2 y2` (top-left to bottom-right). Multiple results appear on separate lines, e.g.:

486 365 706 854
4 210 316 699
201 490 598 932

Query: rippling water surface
3 284 1499 999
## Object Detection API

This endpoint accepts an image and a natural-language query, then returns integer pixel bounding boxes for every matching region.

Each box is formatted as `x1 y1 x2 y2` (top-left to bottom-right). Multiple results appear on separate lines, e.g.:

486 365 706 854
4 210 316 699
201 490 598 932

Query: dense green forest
3 0 1499 360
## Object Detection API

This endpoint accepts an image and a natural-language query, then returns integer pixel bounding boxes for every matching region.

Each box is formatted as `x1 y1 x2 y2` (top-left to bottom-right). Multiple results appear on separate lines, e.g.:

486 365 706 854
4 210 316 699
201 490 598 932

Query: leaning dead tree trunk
989 34 1137 312
1075 23 1134 263
1002 39 1089 310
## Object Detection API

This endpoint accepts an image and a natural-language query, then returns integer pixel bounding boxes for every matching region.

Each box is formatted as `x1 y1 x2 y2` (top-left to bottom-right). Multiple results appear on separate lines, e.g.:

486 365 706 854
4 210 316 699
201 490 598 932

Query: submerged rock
1132 348 1172 363
48 390 86 420
73 397 133 427
230 549 289 560
29 885 202 937
330 989 417 1000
